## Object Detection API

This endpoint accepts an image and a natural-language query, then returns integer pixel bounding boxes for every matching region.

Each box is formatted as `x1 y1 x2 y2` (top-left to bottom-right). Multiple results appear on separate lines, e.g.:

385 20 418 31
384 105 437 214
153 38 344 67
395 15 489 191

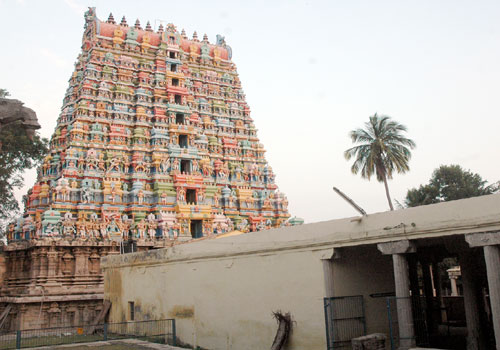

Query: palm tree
344 113 416 211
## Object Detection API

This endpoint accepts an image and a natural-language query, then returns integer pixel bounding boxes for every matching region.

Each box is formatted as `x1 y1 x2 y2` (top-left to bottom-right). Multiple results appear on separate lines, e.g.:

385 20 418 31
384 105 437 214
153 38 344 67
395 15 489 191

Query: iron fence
386 296 428 350
324 295 366 350
0 319 176 349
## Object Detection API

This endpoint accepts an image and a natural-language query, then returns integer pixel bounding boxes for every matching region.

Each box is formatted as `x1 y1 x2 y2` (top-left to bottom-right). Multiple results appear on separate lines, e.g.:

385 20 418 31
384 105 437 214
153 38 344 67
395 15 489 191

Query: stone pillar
319 248 340 298
30 251 40 280
11 252 19 279
18 251 26 280
18 304 27 331
47 248 58 278
38 248 48 279
73 248 89 276
322 259 335 297
450 277 458 296
484 245 500 349
77 305 85 325
378 240 416 350
466 232 500 350
459 252 482 350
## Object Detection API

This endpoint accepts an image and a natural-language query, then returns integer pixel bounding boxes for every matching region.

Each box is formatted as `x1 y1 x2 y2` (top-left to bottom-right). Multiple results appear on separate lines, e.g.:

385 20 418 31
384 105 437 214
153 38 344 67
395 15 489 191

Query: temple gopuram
0 8 296 330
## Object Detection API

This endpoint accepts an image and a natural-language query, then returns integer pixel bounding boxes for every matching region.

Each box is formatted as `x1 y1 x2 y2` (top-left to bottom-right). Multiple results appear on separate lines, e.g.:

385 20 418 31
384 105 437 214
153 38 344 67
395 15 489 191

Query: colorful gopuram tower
0 8 293 330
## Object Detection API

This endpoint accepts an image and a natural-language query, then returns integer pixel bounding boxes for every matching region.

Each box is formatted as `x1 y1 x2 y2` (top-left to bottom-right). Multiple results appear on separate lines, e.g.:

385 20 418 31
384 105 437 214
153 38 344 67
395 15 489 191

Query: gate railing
386 296 428 350
0 319 176 350
324 295 366 350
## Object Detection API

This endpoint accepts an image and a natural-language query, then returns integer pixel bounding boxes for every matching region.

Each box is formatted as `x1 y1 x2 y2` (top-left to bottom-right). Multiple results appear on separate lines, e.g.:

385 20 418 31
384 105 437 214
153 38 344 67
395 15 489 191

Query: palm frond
345 113 415 183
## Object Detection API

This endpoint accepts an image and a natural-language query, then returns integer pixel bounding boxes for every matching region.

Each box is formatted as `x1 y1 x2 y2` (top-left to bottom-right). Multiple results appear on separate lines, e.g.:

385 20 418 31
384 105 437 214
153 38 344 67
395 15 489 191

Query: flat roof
102 193 500 269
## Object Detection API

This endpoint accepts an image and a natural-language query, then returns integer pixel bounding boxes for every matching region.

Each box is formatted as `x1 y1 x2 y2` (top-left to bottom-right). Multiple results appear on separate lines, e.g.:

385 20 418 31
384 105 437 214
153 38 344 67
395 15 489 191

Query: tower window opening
174 95 182 104
172 78 179 87
179 134 188 148
186 189 197 204
180 159 191 173
169 52 176 59
176 113 185 124
171 64 177 72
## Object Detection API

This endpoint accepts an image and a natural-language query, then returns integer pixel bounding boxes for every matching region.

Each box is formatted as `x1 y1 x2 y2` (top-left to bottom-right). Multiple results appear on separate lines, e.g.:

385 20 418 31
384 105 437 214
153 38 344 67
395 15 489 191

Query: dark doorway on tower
176 113 185 124
179 134 188 148
190 220 202 238
180 159 191 173
186 189 196 204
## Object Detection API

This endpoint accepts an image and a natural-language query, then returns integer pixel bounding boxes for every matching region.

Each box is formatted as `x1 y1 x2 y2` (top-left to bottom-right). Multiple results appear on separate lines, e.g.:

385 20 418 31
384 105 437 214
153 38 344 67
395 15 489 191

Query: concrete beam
377 240 416 255
465 231 500 247
315 248 341 260
318 248 341 298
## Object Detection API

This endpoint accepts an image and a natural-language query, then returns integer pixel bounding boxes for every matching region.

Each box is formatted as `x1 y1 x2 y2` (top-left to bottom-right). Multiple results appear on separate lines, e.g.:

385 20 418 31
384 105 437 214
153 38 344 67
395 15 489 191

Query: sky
1 0 500 223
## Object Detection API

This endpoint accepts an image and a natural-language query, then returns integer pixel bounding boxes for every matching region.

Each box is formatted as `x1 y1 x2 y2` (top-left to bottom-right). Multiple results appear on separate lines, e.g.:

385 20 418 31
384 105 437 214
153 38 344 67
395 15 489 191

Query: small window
174 95 182 104
176 113 185 124
180 159 191 174
186 189 197 204
128 301 135 321
170 64 177 72
169 52 176 59
172 78 179 87
179 134 188 148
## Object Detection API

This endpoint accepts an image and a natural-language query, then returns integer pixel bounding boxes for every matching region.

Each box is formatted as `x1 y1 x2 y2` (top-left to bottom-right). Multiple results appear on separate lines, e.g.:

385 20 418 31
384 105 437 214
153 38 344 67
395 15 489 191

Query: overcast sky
1 0 500 223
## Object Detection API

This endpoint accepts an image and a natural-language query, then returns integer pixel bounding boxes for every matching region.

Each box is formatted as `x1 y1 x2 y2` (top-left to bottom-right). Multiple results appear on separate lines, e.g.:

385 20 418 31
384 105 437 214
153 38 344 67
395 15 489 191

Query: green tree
405 164 499 207
344 113 416 210
0 89 48 227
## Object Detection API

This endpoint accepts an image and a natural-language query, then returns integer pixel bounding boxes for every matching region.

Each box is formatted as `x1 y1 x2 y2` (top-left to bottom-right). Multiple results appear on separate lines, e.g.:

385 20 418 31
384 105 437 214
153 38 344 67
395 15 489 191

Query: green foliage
405 164 499 207
344 113 415 210
0 89 10 98
0 98 48 226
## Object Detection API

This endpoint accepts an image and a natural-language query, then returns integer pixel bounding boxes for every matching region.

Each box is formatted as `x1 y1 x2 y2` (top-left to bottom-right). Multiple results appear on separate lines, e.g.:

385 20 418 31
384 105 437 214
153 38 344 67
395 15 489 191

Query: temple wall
103 194 500 350
0 253 6 287
0 238 155 331
104 243 393 349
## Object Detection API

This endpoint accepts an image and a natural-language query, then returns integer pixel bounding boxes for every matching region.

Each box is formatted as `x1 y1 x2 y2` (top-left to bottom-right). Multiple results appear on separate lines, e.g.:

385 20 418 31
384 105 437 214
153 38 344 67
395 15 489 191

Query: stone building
2 7 295 330
103 194 500 350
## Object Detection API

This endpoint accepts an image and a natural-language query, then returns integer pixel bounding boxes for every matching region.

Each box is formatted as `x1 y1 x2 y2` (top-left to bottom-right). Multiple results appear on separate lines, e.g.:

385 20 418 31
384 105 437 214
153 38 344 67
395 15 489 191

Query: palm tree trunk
383 175 394 211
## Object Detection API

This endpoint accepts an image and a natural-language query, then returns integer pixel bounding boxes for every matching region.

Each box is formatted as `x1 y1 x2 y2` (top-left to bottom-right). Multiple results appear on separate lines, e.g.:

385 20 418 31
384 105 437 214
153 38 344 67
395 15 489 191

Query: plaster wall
105 244 394 350
106 248 327 349
103 194 500 349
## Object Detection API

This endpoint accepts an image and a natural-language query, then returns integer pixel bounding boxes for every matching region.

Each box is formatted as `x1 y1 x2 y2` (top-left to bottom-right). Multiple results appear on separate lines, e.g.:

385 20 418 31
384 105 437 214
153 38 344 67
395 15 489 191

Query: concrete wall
103 194 500 349
104 243 394 350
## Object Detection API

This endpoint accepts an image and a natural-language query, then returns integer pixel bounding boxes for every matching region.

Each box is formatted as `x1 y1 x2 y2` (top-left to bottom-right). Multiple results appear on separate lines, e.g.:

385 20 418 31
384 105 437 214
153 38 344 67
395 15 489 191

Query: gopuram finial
202 33 209 43
145 21 152 32
181 28 187 39
134 19 142 30
193 31 198 41
157 23 164 34
107 13 116 24
120 16 128 27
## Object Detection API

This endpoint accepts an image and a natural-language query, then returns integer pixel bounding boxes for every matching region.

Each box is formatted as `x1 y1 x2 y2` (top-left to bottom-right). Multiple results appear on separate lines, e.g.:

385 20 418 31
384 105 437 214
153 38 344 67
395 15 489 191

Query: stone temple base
0 237 169 330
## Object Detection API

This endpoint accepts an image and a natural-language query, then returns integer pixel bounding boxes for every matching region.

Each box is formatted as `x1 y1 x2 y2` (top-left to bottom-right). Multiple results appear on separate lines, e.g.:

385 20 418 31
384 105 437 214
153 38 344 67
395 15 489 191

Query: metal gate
386 296 429 350
324 295 366 350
